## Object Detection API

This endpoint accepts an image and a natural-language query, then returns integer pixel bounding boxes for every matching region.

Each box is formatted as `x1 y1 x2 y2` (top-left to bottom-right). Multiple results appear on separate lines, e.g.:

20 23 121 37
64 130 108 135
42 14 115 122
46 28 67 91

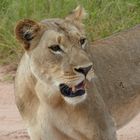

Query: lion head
15 6 94 105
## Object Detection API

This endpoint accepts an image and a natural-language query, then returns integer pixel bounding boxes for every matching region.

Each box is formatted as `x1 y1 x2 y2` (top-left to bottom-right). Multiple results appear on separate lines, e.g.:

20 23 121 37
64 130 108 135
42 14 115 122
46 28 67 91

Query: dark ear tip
15 19 41 50
15 19 32 41
15 19 37 36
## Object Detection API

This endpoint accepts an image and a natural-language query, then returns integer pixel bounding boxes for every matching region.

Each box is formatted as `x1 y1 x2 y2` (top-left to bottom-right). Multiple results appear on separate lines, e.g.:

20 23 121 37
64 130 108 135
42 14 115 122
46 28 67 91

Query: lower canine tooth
72 86 76 92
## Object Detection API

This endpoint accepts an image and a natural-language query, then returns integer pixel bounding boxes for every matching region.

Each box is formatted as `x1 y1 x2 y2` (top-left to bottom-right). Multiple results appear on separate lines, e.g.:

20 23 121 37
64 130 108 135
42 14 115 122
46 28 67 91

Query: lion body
90 25 140 128
14 7 140 140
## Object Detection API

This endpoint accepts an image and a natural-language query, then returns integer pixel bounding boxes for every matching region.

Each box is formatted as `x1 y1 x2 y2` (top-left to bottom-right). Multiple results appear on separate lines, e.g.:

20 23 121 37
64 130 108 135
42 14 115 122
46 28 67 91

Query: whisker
58 76 81 81
64 76 81 79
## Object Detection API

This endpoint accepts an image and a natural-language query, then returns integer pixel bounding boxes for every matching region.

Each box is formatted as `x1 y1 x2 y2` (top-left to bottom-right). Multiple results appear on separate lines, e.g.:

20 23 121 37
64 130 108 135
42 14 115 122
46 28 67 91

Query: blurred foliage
0 0 140 64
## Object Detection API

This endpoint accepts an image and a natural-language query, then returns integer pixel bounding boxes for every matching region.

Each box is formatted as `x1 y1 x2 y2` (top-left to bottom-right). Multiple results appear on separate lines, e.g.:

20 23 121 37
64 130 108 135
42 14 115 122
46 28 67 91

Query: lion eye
80 38 86 45
49 45 62 52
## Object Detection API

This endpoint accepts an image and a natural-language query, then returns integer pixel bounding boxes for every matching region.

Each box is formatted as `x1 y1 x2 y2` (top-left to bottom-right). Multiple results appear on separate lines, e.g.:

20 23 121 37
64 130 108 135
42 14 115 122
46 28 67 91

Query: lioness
14 6 140 140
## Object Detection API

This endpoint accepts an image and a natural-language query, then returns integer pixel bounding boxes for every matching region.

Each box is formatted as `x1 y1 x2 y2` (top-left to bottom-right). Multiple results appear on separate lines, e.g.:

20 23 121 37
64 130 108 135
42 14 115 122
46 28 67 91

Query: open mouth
59 81 85 97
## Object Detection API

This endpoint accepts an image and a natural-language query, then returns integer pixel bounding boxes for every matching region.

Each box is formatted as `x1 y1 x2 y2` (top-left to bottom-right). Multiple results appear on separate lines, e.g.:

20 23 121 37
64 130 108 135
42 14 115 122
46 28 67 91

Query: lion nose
74 65 93 76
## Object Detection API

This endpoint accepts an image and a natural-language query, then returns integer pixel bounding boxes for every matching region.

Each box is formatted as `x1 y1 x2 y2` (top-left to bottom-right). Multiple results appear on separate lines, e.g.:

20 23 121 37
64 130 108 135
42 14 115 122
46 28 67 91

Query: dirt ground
0 65 140 140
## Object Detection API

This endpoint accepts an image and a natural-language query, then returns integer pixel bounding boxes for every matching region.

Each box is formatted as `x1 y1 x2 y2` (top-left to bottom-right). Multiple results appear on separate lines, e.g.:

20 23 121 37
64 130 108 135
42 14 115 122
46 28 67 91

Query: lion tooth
72 86 76 92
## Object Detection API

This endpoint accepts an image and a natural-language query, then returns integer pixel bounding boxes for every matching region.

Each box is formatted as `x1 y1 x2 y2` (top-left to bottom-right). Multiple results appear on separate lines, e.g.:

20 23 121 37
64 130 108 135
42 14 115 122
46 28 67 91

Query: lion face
15 6 94 105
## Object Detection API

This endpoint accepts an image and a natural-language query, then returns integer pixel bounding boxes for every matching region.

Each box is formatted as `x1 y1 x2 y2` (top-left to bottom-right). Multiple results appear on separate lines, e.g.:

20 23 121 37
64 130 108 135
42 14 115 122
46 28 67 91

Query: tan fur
89 25 140 128
15 6 140 140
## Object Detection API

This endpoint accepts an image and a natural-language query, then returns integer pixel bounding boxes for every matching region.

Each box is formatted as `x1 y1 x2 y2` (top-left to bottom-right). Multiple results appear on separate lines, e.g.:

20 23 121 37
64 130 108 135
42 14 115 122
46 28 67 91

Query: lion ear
65 6 87 23
15 19 41 50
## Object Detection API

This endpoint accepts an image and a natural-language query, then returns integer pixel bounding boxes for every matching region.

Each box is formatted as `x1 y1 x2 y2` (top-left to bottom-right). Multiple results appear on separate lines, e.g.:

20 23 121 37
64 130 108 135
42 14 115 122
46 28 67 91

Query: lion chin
63 93 87 105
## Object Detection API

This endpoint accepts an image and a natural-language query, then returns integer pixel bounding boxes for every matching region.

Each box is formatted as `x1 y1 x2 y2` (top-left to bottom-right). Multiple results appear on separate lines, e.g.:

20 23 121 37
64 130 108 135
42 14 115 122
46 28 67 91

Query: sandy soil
0 65 140 140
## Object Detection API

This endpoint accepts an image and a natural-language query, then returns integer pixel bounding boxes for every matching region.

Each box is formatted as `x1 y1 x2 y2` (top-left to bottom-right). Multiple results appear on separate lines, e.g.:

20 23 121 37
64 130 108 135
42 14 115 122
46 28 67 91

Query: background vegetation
0 0 140 64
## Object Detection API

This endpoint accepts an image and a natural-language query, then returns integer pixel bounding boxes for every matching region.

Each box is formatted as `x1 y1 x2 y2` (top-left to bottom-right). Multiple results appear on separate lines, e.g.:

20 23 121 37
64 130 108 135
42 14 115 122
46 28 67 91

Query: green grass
0 0 140 64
